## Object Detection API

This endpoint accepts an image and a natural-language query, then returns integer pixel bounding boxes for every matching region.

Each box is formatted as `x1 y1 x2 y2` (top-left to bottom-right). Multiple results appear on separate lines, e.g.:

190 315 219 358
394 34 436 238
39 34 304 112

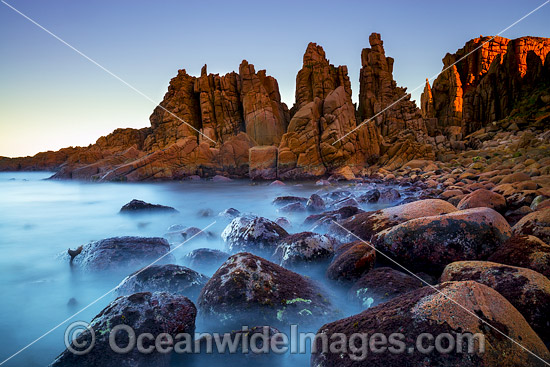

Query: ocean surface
0 171 403 366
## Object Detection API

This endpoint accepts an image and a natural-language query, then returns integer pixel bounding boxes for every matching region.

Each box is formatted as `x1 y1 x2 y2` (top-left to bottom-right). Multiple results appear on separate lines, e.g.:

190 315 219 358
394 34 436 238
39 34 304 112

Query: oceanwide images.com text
66 322 485 361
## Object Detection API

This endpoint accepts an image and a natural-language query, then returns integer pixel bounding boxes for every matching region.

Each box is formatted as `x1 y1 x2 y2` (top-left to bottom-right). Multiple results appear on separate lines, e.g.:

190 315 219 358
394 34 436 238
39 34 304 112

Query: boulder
512 208 550 243
306 194 325 211
221 216 288 255
198 252 336 327
50 292 196 367
272 196 308 206
348 267 423 308
181 248 230 275
119 199 178 213
377 207 512 273
272 232 336 269
326 241 376 282
457 189 507 212
357 189 380 203
68 237 174 272
249 146 278 180
488 235 550 278
115 264 208 300
441 261 550 343
304 206 364 231
313 281 550 367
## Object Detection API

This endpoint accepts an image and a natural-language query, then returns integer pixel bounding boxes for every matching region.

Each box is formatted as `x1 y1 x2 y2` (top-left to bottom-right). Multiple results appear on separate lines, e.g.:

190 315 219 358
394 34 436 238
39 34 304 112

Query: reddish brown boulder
457 188 507 212
513 208 550 243
326 241 376 282
313 281 550 367
488 235 550 278
441 260 550 343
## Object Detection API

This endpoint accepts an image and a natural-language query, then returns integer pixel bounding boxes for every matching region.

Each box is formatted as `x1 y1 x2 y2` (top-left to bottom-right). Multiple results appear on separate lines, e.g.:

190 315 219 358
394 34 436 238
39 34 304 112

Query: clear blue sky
1 0 549 157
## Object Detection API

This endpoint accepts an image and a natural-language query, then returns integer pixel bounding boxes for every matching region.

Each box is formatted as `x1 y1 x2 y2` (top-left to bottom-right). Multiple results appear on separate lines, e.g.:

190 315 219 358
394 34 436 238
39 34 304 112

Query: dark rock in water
441 260 550 345
167 223 186 231
277 202 306 213
197 208 214 217
67 298 78 307
272 232 336 269
165 226 216 243
488 235 550 278
304 206 363 231
218 208 240 220
119 199 178 213
314 281 550 367
348 267 423 308
275 217 291 229
212 175 232 182
182 248 230 274
357 189 380 203
326 241 376 282
333 199 458 242
306 194 325 211
115 264 209 301
50 292 196 367
198 252 337 327
378 187 401 202
69 236 174 272
512 208 550 244
272 196 307 207
377 207 512 274
332 197 359 209
221 216 288 255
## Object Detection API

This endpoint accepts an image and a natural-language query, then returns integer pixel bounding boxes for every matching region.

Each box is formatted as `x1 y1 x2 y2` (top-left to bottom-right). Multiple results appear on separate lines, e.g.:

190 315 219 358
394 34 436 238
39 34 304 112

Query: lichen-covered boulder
377 207 512 273
512 208 550 244
198 252 337 327
221 216 288 255
313 281 550 367
115 264 209 301
335 199 458 242
69 237 174 272
326 241 376 282
347 267 423 308
272 232 336 269
181 248 230 275
50 292 196 367
488 235 550 278
441 261 550 344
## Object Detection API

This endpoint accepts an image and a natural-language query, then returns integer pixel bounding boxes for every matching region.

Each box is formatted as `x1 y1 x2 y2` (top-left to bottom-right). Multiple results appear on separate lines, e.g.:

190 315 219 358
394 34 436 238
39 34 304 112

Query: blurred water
0 172 402 366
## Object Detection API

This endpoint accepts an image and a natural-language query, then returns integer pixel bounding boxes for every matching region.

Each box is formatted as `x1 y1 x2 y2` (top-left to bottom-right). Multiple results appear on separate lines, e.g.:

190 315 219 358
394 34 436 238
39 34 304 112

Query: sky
1 0 549 157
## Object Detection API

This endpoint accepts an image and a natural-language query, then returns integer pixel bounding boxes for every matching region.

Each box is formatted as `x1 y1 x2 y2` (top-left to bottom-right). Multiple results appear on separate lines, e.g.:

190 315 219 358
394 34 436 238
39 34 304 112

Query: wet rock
313 281 550 367
378 188 401 202
377 207 512 273
304 206 364 231
218 207 241 220
212 175 232 182
306 194 325 211
272 232 336 269
221 215 288 255
357 189 380 203
457 188 507 212
198 252 337 327
348 267 423 308
512 208 550 243
197 208 214 217
119 199 178 213
115 264 209 301
50 292 196 367
326 241 376 282
489 235 550 278
275 217 291 229
277 202 306 214
335 199 457 242
269 180 286 186
272 196 307 206
165 226 216 243
68 237 174 272
441 261 550 343
332 197 359 209
182 248 230 274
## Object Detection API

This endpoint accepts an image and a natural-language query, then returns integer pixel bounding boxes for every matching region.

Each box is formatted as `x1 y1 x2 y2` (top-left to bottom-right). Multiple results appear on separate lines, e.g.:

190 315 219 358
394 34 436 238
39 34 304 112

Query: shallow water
0 171 408 366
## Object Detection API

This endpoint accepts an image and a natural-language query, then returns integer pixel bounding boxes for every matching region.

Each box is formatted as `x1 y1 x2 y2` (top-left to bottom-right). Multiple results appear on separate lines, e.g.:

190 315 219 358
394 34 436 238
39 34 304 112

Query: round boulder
272 232 336 269
441 261 550 344
488 235 550 278
182 248 230 275
198 252 337 328
312 281 550 367
512 208 550 244
221 215 288 255
326 241 376 282
115 264 209 301
119 199 178 213
457 189 506 212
